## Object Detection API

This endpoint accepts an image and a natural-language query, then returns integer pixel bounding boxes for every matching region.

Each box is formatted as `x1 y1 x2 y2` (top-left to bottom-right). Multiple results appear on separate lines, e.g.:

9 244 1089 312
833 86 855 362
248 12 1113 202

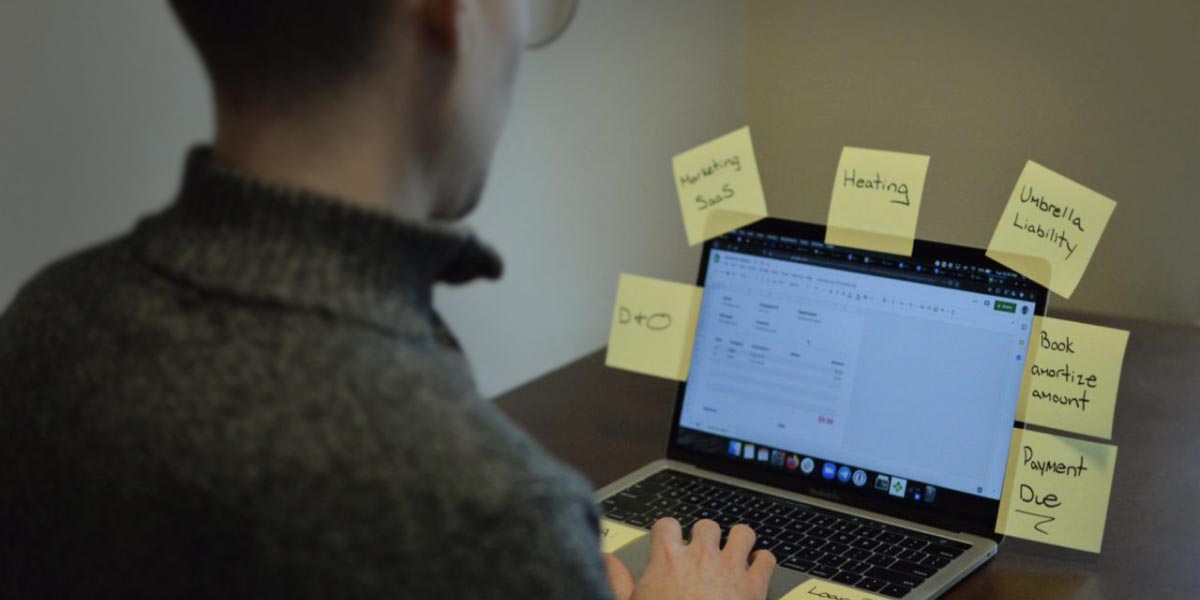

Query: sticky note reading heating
1019 317 1130 440
825 146 930 256
780 579 888 600
605 274 704 381
599 518 648 553
672 126 768 245
996 428 1118 553
986 161 1116 298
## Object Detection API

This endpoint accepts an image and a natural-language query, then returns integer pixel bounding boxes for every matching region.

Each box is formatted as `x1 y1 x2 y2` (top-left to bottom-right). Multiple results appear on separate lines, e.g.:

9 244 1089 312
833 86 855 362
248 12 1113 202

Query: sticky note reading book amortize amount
672 127 768 245
825 146 930 256
986 161 1116 298
996 428 1118 553
599 519 647 553
780 579 887 600
1019 317 1129 440
605 274 703 381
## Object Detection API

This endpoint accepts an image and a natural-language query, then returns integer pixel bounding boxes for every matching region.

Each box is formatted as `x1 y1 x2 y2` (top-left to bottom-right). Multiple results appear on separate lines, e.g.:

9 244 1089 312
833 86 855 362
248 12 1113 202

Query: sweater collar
133 147 502 334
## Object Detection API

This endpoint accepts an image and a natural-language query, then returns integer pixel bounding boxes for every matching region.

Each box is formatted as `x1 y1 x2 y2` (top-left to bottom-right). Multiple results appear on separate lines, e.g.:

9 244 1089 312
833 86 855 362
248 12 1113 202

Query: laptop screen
669 219 1046 532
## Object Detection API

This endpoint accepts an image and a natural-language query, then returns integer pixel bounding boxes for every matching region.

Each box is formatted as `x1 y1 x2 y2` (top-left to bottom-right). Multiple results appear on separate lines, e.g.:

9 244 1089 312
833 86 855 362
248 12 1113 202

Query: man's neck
211 100 433 221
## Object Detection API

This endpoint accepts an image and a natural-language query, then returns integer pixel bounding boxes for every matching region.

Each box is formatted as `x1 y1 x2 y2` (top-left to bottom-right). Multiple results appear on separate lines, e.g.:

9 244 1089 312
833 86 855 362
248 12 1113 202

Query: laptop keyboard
599 469 971 598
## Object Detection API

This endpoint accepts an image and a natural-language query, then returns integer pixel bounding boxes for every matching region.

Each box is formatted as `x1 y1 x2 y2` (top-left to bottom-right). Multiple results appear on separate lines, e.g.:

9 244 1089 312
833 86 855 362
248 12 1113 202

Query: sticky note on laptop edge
780 579 889 600
1017 316 1129 440
986 161 1116 298
599 518 648 553
825 146 930 256
672 126 769 246
605 274 704 381
996 428 1118 553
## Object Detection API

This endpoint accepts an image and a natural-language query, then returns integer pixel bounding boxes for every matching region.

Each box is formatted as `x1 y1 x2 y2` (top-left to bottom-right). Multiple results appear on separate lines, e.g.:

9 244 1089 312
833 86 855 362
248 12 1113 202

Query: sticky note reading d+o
1019 316 1129 440
605 274 703 381
825 146 930 256
780 579 887 600
986 161 1116 298
672 127 768 246
996 428 1118 553
599 519 647 553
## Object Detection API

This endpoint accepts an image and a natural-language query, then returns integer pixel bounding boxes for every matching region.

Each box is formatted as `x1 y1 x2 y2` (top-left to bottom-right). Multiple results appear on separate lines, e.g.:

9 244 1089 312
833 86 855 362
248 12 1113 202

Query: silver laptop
596 218 1046 599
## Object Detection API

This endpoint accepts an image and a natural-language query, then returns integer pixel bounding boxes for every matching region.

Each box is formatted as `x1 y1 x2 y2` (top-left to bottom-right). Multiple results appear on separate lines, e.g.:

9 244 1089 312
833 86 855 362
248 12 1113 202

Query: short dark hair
169 0 395 109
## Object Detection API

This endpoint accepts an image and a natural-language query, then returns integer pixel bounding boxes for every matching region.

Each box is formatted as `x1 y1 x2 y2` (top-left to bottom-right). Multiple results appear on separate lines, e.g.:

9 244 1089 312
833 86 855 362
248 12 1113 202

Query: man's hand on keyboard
605 517 776 600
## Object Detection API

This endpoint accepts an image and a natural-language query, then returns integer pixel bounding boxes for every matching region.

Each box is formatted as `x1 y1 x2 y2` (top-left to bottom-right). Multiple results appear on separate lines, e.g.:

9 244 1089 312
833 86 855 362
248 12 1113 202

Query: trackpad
612 537 813 599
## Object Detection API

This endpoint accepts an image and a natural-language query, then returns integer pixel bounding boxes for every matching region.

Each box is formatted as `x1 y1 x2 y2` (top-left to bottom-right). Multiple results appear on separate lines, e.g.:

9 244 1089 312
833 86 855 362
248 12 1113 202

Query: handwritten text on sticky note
600 518 648 554
780 579 888 600
1020 317 1129 440
672 127 768 245
605 274 703 381
825 146 930 256
986 161 1116 298
997 428 1118 553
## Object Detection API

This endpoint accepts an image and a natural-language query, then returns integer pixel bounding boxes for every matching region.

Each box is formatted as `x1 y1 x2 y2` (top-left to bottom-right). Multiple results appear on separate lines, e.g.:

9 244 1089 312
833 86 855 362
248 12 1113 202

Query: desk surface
496 313 1200 598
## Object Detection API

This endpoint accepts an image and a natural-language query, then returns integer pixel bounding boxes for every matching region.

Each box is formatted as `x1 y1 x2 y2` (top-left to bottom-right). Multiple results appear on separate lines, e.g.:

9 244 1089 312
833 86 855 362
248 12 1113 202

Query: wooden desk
496 314 1200 597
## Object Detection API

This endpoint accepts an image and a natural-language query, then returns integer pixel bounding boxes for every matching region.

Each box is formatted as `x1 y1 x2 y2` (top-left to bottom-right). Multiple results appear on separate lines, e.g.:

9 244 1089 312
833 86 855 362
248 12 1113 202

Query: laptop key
877 544 904 556
865 566 925 589
756 525 781 538
808 527 834 539
856 527 884 539
703 499 728 511
844 548 872 561
851 538 881 551
819 542 849 555
830 532 855 545
746 509 770 522
787 521 815 534
778 531 801 544
799 536 825 549
856 577 887 592
765 515 791 528
797 548 825 562
714 513 737 528
811 515 838 527
753 537 779 551
817 554 847 568
774 543 800 559
626 515 651 527
809 564 838 579
724 504 748 516
877 532 904 544
926 545 965 560
890 560 936 579
921 554 952 569
832 571 862 585
880 583 913 598
899 537 929 551
781 557 815 573
897 549 925 563
841 560 870 574
866 554 896 568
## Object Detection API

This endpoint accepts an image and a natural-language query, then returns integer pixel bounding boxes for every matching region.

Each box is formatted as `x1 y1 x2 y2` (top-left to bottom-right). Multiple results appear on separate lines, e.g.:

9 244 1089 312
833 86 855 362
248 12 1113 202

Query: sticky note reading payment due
1019 316 1129 440
599 518 647 554
605 274 704 381
825 146 930 256
780 579 888 600
672 126 768 246
986 161 1116 298
996 428 1118 553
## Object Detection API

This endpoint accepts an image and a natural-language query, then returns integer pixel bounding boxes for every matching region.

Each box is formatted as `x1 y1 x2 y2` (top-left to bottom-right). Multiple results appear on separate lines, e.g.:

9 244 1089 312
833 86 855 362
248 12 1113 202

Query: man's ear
420 0 461 53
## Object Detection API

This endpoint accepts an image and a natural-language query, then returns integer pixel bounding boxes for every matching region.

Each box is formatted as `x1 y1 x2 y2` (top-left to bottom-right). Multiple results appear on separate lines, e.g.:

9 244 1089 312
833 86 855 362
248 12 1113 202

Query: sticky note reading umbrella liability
605 274 704 381
826 146 930 256
1018 316 1129 440
672 127 768 246
986 161 1116 298
996 428 1118 553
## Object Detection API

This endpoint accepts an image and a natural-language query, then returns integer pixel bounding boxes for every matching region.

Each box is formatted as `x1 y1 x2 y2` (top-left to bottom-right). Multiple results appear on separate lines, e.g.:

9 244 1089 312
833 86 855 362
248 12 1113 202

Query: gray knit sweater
0 149 611 599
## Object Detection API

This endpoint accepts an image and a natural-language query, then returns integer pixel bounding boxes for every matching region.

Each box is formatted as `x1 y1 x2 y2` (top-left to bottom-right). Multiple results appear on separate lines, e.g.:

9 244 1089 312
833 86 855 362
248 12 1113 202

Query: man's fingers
688 518 721 549
649 517 684 552
723 523 757 559
747 548 778 589
602 553 635 600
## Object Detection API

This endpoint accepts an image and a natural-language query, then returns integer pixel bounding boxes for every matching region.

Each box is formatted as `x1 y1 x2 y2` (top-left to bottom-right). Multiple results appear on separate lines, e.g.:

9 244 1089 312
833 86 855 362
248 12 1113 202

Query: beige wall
0 1 742 398
745 0 1199 323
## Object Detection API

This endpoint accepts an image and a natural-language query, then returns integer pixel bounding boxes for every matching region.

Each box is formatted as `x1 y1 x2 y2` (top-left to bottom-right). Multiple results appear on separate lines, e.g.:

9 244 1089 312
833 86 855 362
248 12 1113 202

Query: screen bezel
665 218 1048 541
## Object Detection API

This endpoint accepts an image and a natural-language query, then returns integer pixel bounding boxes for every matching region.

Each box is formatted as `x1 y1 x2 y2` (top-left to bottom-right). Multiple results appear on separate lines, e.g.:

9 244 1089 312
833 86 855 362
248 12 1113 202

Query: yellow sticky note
599 518 647 553
825 146 930 256
780 579 888 600
605 274 704 381
672 127 769 245
986 161 1116 298
996 428 1118 553
1018 317 1129 440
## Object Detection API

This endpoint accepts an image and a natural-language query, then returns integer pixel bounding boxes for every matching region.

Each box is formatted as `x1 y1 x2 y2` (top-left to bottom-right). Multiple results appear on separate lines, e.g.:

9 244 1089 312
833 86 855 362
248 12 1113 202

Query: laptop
596 218 1046 599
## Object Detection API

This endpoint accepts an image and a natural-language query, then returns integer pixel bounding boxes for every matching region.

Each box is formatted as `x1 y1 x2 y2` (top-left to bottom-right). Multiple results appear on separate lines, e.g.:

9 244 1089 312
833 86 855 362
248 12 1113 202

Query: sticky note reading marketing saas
986 161 1116 298
672 127 768 245
780 579 888 600
996 428 1118 553
825 146 930 256
1019 317 1130 440
599 518 648 553
605 274 704 381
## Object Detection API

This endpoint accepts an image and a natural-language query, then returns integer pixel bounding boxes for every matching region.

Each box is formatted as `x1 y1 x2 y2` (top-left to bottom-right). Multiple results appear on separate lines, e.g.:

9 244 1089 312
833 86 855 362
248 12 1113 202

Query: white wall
0 1 745 398
744 0 1199 323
